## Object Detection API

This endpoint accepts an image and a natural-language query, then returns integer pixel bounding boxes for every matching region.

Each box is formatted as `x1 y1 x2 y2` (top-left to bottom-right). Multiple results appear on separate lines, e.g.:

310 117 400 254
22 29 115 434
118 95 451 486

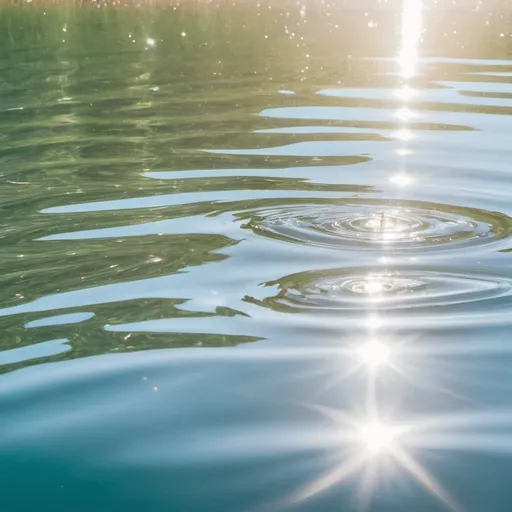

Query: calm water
1 1 512 510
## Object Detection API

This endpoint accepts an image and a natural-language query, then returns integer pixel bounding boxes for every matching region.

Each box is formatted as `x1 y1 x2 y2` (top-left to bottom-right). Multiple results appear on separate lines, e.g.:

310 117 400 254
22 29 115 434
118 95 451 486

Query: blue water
1 1 512 510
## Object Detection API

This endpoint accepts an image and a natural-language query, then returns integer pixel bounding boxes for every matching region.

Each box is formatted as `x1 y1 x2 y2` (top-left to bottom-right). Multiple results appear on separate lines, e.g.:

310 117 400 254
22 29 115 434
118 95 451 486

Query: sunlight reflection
398 0 423 79
362 276 387 295
292 403 461 511
391 0 423 177
357 341 391 369
393 128 414 141
360 421 397 453
394 84 417 102
390 172 413 186
395 148 413 156
395 106 415 122
365 314 384 331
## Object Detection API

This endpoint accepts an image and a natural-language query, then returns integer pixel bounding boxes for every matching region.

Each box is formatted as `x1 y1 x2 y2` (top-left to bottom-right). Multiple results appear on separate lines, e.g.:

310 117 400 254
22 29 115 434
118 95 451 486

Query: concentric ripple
240 201 511 251
251 268 512 312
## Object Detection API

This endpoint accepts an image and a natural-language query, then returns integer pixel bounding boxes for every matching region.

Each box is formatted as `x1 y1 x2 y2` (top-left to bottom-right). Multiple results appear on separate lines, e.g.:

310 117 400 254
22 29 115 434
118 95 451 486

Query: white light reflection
363 277 387 295
391 0 423 179
394 84 417 101
390 172 413 186
393 128 414 141
395 106 415 122
285 404 461 512
359 421 397 453
365 313 384 330
398 0 423 79
357 340 391 369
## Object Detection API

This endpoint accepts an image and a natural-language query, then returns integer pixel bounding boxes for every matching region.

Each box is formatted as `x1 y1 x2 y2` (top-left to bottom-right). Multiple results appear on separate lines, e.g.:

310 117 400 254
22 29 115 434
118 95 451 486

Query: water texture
1 1 512 511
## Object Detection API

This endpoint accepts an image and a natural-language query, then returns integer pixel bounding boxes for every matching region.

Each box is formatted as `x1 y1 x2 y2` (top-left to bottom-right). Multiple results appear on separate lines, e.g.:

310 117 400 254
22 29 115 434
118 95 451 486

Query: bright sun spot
398 0 423 79
394 85 416 102
363 277 387 295
395 107 415 122
395 148 413 156
360 422 397 453
357 340 390 368
393 128 414 141
390 173 413 187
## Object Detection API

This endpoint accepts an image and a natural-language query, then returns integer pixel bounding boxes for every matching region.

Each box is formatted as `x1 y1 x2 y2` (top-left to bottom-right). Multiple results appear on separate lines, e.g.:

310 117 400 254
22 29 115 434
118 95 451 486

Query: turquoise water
1 1 512 510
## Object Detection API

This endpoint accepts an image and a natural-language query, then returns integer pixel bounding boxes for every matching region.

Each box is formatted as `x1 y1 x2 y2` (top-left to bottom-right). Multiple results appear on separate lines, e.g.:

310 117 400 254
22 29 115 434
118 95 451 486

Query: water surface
1 1 512 511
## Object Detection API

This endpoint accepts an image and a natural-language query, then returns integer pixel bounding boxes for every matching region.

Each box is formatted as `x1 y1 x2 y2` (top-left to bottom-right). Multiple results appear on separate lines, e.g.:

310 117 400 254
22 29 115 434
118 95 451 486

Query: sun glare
357 341 391 368
398 0 423 79
393 128 414 141
394 84 417 101
360 422 397 453
390 172 413 186
395 106 415 122
363 277 387 295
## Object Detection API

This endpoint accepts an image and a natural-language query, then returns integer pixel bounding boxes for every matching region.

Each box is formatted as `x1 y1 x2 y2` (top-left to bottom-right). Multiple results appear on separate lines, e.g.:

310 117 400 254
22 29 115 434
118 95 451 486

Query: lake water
1 1 512 511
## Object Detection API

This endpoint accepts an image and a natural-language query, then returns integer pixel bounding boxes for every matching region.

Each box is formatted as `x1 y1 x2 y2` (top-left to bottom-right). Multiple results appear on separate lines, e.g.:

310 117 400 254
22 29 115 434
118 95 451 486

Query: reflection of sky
317 84 512 108
258 105 512 128
0 339 71 365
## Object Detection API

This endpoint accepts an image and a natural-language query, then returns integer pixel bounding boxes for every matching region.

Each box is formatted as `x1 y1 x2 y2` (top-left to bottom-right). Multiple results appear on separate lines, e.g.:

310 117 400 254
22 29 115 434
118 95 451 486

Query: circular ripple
253 268 512 311
241 201 511 251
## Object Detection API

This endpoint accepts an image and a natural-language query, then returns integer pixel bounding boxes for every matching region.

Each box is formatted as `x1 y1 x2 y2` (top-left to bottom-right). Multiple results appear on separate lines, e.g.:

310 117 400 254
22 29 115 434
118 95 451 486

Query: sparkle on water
359 421 397 453
357 340 391 368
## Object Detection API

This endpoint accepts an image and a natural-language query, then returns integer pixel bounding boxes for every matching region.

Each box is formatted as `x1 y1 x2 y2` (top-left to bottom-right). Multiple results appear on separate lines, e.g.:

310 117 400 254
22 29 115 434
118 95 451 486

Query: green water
1 1 512 510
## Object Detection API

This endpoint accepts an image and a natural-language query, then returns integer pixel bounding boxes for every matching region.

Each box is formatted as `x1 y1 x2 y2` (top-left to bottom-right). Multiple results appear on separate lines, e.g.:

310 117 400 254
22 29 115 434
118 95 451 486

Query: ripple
254 268 512 312
241 201 511 252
